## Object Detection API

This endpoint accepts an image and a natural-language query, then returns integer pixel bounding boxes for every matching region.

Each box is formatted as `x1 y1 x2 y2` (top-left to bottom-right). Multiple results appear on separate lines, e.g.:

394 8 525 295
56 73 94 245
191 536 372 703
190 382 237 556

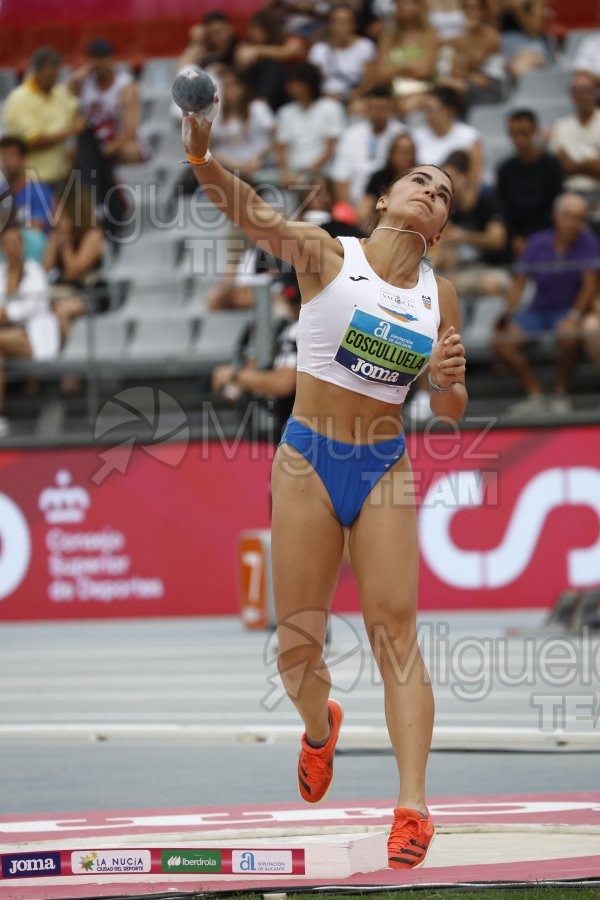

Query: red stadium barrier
1 0 595 70
0 0 266 70
0 425 598 620
548 0 598 33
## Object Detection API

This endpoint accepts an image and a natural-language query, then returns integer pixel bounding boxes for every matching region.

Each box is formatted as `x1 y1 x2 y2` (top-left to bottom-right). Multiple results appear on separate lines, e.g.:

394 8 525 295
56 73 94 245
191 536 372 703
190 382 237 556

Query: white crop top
297 236 441 404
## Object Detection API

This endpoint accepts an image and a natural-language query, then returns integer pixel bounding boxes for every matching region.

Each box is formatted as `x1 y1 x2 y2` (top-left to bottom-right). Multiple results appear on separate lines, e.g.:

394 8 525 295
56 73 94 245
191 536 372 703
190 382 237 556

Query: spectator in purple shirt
491 192 599 417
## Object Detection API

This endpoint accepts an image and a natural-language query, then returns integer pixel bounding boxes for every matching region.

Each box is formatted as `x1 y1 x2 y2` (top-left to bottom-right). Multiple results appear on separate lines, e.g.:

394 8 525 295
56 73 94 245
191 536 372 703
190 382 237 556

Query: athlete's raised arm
181 101 341 277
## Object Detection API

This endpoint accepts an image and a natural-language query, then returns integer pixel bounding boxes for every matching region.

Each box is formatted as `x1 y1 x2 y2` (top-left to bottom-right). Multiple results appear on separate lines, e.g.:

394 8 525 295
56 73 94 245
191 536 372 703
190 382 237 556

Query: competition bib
334 308 433 386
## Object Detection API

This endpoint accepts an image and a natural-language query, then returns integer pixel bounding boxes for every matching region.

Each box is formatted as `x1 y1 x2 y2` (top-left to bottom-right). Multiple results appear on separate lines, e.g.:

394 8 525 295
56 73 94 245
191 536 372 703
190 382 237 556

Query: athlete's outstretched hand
181 89 219 159
428 325 466 389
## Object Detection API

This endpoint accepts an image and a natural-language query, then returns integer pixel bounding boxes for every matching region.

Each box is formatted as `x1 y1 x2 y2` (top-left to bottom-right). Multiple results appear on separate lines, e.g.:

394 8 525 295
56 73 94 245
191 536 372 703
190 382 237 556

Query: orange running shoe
297 699 343 804
387 807 435 869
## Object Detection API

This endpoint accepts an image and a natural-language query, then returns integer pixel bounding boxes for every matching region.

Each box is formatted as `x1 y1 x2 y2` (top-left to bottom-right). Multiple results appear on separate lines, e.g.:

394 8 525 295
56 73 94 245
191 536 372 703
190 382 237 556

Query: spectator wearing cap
331 86 406 209
69 39 149 164
3 48 84 188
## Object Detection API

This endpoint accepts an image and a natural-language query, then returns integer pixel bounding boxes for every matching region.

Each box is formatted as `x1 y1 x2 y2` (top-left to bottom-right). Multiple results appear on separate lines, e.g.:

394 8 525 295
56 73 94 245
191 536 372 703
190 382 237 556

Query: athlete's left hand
429 326 466 388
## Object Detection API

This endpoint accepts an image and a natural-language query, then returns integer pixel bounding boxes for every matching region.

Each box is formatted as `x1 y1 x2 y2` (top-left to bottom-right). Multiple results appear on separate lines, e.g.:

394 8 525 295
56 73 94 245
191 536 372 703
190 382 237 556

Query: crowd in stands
1 0 600 436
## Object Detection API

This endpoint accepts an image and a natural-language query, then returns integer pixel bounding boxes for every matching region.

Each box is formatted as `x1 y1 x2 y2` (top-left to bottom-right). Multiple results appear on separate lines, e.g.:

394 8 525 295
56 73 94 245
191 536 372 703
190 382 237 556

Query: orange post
238 530 274 630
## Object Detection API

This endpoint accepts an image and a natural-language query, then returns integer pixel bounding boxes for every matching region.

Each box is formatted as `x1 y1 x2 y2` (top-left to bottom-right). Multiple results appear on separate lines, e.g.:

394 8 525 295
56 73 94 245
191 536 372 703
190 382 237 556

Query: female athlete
182 97 467 869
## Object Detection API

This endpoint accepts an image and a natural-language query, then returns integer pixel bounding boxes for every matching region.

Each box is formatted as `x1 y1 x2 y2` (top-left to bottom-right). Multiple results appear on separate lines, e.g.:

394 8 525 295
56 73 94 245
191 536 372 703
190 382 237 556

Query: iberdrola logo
80 853 97 872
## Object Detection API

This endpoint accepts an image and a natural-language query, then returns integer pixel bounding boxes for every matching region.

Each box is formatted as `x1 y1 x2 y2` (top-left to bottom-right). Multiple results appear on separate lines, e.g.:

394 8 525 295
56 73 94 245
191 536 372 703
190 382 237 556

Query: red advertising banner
0 846 306 879
0 425 598 620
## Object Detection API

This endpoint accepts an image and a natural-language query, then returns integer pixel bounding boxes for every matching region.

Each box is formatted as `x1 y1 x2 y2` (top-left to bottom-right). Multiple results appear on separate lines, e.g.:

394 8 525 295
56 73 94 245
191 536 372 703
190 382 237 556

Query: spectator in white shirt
210 68 275 178
69 38 148 164
308 4 377 105
571 32 600 87
275 62 347 187
0 224 60 435
427 0 466 45
550 70 600 206
412 86 483 183
331 86 405 207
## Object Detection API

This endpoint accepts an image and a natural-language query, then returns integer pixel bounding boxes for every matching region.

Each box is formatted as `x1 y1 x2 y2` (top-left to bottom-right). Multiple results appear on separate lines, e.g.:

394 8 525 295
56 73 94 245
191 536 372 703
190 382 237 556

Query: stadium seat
563 28 598 67
140 57 179 96
114 161 160 190
192 310 253 367
143 93 175 128
115 277 189 317
57 65 73 84
175 194 232 237
511 65 569 107
61 315 129 362
534 103 573 128
127 317 192 358
0 69 18 101
109 235 180 280
462 296 506 360
484 140 513 183
151 122 187 171
469 103 512 139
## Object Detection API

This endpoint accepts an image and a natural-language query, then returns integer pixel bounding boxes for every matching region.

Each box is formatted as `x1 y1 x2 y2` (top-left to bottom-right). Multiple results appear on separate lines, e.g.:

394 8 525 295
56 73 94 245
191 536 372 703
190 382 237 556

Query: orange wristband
187 149 212 167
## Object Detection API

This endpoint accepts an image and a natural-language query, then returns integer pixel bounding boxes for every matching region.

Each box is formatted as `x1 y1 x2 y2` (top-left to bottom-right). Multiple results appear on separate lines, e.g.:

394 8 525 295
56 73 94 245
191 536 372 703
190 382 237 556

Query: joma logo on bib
334 309 433 387
350 359 399 382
